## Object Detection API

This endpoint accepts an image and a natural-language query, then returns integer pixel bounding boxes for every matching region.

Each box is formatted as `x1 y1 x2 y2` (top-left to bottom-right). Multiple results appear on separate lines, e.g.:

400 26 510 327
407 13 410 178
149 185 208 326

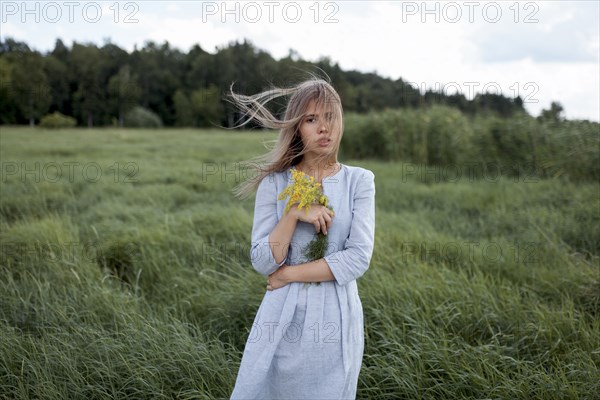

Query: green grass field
1 127 598 399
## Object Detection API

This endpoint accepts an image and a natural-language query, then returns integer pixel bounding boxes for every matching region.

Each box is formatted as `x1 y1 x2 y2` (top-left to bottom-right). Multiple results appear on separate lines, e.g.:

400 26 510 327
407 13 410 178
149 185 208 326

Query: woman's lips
318 140 331 147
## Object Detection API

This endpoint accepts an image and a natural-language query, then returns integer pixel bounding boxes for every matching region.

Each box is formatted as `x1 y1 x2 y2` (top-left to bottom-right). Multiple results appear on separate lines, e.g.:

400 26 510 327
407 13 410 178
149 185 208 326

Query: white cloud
470 1 599 63
166 4 181 13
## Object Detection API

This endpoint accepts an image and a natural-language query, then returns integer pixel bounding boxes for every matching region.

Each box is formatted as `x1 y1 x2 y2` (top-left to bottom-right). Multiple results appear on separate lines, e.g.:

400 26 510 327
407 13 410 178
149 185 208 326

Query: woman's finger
313 218 321 233
319 216 327 234
316 216 323 233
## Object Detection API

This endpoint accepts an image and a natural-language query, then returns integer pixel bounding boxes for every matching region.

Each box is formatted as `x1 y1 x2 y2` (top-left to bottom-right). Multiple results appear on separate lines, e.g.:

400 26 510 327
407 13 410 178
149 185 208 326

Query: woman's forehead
304 99 336 115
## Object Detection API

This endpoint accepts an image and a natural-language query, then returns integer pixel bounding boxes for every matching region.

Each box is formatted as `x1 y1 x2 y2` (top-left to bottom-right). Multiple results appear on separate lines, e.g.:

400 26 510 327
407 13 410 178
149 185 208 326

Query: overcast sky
2 0 599 121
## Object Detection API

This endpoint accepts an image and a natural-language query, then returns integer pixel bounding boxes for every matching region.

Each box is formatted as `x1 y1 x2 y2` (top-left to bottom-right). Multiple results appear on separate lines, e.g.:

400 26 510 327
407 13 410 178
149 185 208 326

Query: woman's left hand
267 265 291 291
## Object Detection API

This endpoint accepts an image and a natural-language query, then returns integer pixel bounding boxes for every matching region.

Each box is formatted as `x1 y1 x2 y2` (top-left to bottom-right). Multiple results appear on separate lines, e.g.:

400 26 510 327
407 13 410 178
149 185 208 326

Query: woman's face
298 99 336 157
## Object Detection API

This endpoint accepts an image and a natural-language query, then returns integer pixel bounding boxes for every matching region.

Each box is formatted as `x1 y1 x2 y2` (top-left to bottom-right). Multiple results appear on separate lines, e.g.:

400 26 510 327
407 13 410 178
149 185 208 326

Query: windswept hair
227 72 344 200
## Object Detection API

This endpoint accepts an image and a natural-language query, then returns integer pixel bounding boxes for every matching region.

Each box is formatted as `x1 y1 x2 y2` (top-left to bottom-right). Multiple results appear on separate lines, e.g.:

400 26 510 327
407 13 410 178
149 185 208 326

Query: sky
2 0 599 121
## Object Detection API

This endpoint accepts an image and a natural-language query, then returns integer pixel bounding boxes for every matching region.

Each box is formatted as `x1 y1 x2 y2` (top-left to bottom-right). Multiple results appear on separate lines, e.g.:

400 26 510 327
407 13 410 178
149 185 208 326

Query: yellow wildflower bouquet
278 168 334 287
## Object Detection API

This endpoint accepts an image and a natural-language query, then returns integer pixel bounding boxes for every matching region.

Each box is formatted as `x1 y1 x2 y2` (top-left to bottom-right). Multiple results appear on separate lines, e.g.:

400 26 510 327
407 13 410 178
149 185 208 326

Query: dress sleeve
324 169 376 286
249 174 287 277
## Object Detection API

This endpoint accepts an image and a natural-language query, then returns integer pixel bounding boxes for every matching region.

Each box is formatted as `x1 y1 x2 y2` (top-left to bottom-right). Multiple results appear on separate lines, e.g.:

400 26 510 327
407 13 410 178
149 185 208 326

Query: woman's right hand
290 204 335 235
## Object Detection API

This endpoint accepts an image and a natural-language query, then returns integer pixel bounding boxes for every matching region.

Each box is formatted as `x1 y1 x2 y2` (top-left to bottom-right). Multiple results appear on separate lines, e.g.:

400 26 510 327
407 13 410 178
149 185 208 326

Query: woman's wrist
286 205 299 221
282 265 296 283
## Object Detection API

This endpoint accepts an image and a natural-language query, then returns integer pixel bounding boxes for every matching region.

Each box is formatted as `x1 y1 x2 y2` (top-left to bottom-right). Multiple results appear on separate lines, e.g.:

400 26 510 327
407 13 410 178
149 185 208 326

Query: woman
229 75 376 399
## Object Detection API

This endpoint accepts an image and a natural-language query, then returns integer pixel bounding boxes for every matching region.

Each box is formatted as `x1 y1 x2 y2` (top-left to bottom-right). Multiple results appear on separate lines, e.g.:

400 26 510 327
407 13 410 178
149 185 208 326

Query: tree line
0 37 536 128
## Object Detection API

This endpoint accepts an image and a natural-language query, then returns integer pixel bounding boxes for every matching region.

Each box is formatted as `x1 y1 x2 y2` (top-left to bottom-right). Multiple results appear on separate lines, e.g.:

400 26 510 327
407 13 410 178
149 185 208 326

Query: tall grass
342 106 600 182
1 127 598 399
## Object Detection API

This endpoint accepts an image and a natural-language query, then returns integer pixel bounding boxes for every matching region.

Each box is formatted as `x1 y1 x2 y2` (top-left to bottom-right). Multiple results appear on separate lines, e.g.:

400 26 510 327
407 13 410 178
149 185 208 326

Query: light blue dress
230 163 376 400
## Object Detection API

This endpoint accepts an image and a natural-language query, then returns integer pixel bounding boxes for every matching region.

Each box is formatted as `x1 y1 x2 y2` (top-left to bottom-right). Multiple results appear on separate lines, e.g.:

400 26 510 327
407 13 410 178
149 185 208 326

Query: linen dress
230 163 376 400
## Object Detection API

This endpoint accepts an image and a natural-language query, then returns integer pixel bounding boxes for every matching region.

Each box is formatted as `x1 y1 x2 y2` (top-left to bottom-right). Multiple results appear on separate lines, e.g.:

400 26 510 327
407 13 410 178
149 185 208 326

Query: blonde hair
227 73 344 200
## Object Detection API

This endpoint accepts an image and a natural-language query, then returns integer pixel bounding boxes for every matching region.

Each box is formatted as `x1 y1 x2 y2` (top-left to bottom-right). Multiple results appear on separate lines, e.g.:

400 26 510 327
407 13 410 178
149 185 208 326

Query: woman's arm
250 175 293 276
280 258 336 284
265 207 337 290
273 169 376 287
268 206 299 265
323 170 376 286
251 171 336 279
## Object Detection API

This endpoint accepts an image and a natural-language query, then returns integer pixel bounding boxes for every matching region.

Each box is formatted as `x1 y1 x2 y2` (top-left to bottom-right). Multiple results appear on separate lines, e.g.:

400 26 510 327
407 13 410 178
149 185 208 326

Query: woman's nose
319 121 329 132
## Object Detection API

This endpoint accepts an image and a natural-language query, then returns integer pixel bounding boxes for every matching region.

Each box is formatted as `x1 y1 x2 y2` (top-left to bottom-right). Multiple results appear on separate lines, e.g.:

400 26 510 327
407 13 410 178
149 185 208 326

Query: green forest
2 37 533 128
